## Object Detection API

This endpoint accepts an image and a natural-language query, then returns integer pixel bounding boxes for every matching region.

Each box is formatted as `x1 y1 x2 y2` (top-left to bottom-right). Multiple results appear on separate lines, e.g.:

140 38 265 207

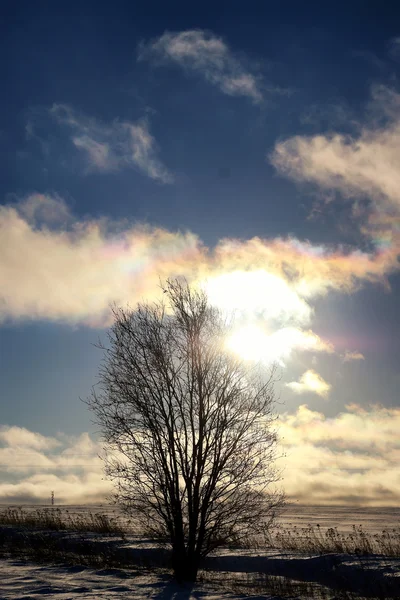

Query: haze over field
1 1 400 508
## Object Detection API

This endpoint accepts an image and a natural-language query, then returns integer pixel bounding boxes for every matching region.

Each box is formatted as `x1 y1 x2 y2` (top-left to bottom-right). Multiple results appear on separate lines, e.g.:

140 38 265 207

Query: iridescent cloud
1 193 399 371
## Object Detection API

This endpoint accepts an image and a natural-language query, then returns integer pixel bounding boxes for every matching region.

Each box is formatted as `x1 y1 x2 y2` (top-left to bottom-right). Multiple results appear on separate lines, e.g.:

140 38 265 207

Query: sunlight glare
227 324 270 362
205 270 311 325
227 325 329 364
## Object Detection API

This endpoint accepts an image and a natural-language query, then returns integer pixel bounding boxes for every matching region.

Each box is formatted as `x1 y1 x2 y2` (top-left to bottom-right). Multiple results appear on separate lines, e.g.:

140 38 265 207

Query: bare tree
87 278 284 581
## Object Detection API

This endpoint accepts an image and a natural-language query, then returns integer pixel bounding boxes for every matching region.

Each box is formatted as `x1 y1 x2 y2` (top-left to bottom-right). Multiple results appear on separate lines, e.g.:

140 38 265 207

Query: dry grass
202 570 337 600
0 507 125 536
1 508 399 558
203 570 400 600
266 523 400 557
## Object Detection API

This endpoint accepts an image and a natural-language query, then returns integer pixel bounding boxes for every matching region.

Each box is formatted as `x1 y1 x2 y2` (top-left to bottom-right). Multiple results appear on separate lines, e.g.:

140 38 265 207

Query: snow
206 549 400 595
276 504 400 534
0 558 284 600
0 545 399 599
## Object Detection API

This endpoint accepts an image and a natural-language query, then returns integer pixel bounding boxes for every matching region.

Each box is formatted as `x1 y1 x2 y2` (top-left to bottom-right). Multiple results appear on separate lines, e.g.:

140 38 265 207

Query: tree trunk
172 546 199 582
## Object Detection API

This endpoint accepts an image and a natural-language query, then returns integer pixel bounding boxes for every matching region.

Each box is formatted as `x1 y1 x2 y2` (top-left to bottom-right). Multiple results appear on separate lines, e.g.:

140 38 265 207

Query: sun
204 270 318 363
204 269 310 324
226 324 270 362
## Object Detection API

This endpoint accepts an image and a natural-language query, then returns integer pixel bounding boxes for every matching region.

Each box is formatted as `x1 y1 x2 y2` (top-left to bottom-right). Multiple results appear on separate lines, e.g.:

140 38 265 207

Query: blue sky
1 1 400 505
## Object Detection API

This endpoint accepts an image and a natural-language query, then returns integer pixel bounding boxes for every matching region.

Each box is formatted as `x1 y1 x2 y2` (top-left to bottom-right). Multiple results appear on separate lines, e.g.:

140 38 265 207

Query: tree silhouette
88 278 284 581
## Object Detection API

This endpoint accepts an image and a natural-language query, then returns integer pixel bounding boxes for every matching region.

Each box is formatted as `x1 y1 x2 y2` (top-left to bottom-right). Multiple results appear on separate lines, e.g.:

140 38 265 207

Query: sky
1 0 400 507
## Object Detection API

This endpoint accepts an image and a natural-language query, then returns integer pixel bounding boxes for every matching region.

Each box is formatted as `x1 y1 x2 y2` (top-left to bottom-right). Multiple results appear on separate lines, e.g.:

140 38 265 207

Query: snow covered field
0 559 256 600
0 505 399 599
276 504 400 534
3 503 399 534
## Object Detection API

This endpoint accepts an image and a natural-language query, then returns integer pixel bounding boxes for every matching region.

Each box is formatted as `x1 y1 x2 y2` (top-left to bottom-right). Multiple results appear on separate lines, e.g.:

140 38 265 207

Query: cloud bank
138 29 264 103
1 403 399 506
281 404 400 506
0 427 110 504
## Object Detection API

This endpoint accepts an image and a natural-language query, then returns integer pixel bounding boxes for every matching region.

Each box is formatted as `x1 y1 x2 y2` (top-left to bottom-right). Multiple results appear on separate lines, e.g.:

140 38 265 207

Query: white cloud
286 369 331 398
227 326 333 365
266 328 333 364
72 136 112 171
138 29 263 103
271 86 400 221
0 426 60 451
343 350 365 362
50 104 173 183
273 328 333 354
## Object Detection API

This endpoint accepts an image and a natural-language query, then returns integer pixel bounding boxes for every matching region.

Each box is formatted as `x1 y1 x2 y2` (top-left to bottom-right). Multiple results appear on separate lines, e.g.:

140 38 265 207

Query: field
3 502 399 533
0 504 399 599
